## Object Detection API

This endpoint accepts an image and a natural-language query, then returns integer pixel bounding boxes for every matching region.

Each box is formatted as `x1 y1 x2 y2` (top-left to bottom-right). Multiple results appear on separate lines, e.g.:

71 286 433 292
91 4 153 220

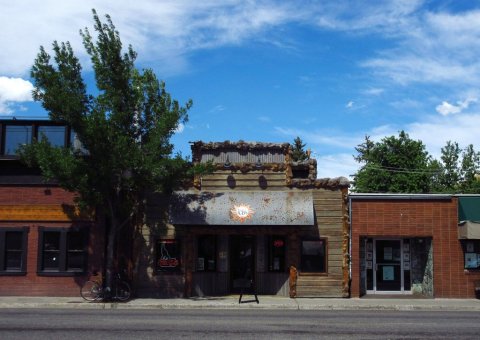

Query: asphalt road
0 308 479 339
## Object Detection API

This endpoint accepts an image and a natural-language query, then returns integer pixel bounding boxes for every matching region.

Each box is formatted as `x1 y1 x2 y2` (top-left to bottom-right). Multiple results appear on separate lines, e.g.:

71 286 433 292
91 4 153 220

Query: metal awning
170 191 314 226
458 221 480 239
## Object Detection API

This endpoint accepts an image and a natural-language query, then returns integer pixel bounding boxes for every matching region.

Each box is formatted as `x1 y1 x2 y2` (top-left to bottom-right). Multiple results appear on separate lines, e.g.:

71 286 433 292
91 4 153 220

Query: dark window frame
196 235 217 272
0 121 72 158
0 227 29 276
155 239 182 273
37 226 88 277
300 238 328 274
267 235 286 272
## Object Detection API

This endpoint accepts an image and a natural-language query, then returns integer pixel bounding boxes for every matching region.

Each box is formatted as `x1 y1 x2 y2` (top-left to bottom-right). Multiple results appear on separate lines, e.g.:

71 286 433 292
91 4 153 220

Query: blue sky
1 0 480 178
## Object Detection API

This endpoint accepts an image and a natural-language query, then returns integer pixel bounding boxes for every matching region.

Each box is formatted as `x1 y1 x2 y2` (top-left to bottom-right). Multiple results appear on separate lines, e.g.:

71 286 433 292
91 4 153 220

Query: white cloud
361 9 480 86
0 77 34 114
174 123 185 134
346 101 354 108
436 98 477 116
209 105 226 113
363 88 384 96
0 1 297 76
314 153 358 179
257 116 271 123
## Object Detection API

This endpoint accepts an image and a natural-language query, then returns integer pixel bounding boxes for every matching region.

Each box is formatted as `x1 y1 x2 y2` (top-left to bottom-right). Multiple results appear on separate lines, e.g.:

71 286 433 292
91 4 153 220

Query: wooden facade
133 141 349 298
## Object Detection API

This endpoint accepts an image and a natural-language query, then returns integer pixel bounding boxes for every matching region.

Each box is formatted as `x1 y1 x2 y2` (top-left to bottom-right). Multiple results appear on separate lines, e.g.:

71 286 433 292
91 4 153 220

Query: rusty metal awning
458 220 480 239
170 191 314 226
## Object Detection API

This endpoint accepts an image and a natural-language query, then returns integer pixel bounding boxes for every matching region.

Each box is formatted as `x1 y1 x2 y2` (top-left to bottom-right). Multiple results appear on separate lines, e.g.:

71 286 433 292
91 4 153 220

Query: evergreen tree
291 136 309 162
20 10 201 296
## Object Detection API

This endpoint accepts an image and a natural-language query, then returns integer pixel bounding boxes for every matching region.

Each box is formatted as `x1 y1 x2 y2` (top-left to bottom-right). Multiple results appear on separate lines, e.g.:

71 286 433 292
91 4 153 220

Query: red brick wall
351 198 480 298
0 186 104 296
0 187 76 205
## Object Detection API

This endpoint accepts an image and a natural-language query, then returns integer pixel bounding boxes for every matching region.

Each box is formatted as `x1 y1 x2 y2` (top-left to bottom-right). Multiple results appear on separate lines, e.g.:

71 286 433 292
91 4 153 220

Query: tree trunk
104 199 118 301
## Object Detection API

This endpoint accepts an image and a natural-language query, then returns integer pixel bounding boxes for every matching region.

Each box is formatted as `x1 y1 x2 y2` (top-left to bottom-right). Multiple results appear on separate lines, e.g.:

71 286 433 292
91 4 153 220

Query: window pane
42 232 60 270
67 231 85 251
6 232 23 250
43 251 60 270
67 231 85 271
301 240 326 272
156 239 181 272
268 236 285 272
67 251 85 270
4 125 32 155
5 251 22 270
197 236 216 271
43 232 60 251
38 126 66 147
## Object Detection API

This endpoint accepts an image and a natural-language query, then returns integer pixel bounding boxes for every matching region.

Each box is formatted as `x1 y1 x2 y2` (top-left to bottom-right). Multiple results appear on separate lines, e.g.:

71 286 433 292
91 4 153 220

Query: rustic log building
0 119 104 296
133 141 350 298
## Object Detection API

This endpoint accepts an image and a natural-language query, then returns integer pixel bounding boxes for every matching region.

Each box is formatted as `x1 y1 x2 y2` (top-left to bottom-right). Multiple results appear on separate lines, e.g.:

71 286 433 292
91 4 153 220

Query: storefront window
38 125 66 147
268 236 285 272
301 239 327 273
196 235 216 271
38 227 87 275
463 240 480 269
156 239 181 272
4 125 32 155
0 228 28 274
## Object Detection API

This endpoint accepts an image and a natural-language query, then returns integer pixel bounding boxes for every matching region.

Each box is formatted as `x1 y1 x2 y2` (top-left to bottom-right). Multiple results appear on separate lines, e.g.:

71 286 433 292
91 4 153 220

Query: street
0 308 479 339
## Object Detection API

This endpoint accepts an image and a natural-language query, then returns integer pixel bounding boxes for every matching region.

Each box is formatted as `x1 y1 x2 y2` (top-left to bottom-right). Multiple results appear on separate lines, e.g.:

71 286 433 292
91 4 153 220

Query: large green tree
21 10 196 295
353 131 437 193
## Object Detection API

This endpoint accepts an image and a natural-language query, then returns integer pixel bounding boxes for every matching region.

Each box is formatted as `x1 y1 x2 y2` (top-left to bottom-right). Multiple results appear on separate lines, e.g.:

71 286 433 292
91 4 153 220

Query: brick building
350 193 480 298
133 141 350 298
0 119 104 296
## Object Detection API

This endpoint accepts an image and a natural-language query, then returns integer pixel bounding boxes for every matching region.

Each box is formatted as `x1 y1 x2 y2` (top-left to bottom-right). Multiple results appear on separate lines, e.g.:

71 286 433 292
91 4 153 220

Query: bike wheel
80 281 102 301
114 280 131 301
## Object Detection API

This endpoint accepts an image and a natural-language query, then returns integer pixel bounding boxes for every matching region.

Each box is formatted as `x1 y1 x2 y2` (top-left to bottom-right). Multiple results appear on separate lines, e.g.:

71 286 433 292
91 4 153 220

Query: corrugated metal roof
200 150 285 164
170 191 314 226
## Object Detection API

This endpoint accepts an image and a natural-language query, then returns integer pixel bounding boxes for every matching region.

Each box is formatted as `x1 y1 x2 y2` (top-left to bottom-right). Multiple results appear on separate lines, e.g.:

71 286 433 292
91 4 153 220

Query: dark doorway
230 235 255 293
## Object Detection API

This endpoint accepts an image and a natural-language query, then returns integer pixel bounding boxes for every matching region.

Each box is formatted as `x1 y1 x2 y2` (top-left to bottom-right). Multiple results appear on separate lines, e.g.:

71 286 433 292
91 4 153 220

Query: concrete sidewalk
0 296 479 311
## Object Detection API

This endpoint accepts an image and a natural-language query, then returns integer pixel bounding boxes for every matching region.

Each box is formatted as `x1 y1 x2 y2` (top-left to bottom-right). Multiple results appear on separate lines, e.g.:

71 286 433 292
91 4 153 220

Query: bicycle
80 271 131 302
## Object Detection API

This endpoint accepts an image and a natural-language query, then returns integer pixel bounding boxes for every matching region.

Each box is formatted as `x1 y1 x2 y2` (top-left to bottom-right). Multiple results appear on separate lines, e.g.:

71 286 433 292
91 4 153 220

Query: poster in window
404 261 410 270
383 266 394 281
384 247 393 260
403 243 410 252
366 252 373 260
467 242 475 253
404 253 410 261
465 253 478 268
366 261 372 269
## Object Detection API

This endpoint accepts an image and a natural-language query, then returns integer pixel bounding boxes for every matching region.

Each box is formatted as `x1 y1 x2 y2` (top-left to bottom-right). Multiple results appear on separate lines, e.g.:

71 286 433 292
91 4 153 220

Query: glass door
230 236 255 293
374 239 403 292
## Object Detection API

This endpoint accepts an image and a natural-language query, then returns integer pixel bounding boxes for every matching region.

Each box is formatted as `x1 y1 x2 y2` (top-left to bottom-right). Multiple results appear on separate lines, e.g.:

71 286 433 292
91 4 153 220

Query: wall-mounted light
224 156 231 168
255 157 262 169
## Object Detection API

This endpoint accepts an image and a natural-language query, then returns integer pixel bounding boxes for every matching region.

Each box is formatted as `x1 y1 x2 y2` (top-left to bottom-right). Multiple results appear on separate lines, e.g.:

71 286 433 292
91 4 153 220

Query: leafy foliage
352 131 436 193
20 10 197 292
353 132 480 193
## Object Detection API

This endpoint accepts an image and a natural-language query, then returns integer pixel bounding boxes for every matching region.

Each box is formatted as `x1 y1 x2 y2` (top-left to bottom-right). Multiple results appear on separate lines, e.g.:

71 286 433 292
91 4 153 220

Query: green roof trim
458 196 480 222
